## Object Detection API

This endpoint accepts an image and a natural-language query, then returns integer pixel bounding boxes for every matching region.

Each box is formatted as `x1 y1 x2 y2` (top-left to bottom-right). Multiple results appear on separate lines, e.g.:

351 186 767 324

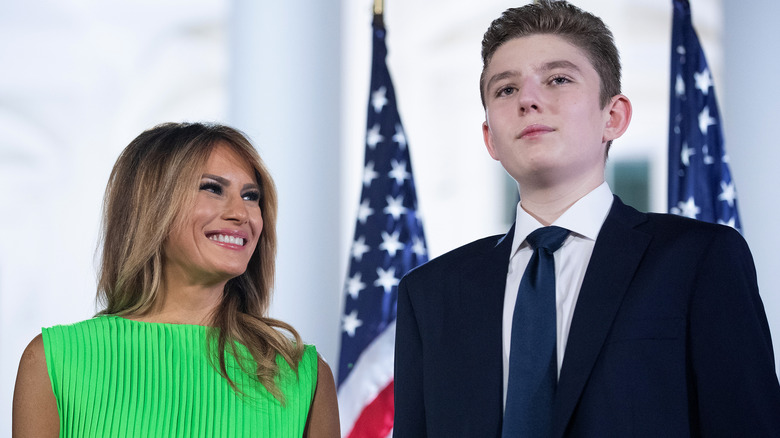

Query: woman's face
163 143 263 287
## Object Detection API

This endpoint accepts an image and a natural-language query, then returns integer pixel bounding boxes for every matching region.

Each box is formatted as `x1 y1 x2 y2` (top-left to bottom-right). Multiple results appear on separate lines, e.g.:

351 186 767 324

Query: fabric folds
42 315 317 438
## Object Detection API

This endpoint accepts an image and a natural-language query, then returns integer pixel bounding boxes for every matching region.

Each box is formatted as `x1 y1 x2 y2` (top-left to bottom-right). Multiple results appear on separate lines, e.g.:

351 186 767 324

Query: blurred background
2 0 778 431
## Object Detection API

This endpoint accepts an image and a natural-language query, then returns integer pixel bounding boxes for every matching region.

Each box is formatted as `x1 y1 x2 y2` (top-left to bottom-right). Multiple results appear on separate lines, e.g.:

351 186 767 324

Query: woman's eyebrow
202 173 260 191
202 173 230 185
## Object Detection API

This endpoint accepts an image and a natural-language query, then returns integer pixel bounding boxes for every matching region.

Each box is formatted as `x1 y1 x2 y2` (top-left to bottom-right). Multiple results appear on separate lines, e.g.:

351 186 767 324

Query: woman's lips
205 229 249 247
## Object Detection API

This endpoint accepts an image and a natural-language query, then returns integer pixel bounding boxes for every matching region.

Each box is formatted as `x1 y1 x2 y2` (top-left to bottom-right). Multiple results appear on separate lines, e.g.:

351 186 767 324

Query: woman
13 122 340 437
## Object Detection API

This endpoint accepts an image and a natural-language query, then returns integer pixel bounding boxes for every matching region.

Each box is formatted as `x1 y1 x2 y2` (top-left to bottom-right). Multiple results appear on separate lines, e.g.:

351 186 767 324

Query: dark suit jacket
394 197 780 437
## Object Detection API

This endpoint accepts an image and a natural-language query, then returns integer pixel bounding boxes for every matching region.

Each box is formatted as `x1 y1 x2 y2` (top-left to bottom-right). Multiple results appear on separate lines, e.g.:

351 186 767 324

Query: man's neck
519 177 605 226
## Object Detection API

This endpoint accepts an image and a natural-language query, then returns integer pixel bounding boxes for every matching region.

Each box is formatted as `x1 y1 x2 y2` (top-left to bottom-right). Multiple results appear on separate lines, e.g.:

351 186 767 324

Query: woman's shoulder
13 334 59 436
302 348 340 437
18 333 46 370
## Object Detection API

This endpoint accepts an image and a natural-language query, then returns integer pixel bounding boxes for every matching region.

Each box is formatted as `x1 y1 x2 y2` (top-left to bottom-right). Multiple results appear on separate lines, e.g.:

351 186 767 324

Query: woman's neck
129 278 226 326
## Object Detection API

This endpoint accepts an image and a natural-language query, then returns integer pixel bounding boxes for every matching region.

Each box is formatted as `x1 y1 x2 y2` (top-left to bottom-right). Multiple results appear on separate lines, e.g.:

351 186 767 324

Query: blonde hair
97 122 303 399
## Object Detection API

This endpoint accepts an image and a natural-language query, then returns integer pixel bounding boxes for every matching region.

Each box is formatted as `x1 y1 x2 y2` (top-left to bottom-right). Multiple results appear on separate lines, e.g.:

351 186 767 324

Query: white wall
0 0 230 430
723 0 780 371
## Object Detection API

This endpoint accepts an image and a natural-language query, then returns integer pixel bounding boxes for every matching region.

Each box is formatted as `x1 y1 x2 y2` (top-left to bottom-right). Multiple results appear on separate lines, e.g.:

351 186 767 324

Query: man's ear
602 94 632 143
482 120 500 161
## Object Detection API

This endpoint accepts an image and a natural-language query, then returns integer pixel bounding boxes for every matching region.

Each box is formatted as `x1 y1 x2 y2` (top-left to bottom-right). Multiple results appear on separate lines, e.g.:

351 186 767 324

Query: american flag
337 14 428 438
668 0 741 231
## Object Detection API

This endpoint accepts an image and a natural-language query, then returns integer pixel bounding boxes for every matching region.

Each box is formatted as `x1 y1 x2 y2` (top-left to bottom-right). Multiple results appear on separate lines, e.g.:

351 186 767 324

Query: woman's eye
242 191 261 202
200 182 223 195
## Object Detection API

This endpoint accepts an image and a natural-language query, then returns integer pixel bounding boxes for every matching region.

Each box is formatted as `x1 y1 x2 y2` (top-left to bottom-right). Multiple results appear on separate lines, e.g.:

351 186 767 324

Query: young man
394 2 780 437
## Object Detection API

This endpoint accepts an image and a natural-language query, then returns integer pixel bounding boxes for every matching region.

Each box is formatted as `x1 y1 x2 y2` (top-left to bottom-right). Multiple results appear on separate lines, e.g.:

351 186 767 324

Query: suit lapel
460 225 514 434
552 197 651 437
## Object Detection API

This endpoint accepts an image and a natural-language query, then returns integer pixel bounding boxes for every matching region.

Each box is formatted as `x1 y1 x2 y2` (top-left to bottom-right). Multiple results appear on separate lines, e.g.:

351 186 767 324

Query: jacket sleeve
689 226 780 435
393 276 427 438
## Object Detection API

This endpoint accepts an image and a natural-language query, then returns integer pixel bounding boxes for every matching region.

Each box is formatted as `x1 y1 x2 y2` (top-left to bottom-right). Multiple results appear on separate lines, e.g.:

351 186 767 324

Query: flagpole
337 0 429 434
373 0 384 28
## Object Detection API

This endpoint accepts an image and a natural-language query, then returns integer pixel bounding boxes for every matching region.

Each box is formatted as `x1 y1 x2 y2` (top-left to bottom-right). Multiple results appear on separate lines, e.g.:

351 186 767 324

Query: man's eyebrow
485 70 520 94
540 60 582 73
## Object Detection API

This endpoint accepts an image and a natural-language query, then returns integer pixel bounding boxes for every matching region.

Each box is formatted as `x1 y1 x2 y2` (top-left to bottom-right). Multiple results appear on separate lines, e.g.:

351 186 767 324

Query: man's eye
200 182 222 195
242 191 261 202
551 76 570 85
497 86 515 97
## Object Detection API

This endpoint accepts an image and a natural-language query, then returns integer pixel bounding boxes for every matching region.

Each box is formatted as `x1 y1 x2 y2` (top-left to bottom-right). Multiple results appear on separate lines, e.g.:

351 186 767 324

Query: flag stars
668 8 742 233
676 197 701 219
702 145 715 165
356 198 374 224
414 210 425 226
718 217 737 229
351 236 370 262
345 273 367 300
374 267 400 293
718 181 737 207
698 106 716 136
412 236 427 257
342 310 363 337
372 86 388 113
380 231 405 257
363 161 379 187
694 68 713 96
393 124 407 150
681 142 695 167
675 74 685 97
384 195 407 220
367 124 384 149
389 159 411 185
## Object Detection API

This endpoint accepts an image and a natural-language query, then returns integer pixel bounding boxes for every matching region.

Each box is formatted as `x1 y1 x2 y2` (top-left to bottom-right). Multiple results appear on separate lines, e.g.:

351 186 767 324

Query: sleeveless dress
42 315 317 437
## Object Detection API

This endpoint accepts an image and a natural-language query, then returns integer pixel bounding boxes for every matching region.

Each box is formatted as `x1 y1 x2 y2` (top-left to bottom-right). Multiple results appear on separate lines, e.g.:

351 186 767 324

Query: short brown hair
479 0 621 109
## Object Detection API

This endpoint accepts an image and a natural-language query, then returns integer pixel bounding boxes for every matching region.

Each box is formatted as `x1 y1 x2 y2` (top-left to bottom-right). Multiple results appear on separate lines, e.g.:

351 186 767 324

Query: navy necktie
503 226 570 438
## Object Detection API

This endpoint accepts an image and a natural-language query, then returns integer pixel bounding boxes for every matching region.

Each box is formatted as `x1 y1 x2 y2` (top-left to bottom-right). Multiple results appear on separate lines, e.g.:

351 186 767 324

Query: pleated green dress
42 315 317 437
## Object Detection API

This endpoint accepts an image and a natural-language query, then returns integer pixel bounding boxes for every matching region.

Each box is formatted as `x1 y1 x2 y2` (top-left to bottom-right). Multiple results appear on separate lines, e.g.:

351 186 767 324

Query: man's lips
518 124 555 139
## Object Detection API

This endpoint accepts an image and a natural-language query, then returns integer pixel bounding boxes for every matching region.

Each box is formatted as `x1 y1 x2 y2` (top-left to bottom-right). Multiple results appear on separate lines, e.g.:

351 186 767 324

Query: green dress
42 315 317 437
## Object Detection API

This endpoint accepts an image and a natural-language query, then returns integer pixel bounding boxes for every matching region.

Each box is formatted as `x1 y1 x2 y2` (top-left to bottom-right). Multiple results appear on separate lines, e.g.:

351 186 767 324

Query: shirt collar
511 182 614 257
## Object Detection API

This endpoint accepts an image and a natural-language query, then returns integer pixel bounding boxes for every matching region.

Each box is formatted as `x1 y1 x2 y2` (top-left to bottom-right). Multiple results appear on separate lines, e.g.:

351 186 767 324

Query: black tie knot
526 226 570 253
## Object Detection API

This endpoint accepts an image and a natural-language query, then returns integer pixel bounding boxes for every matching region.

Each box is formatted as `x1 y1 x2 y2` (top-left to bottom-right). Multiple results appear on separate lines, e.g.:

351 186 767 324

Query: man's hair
479 0 621 109
97 122 303 400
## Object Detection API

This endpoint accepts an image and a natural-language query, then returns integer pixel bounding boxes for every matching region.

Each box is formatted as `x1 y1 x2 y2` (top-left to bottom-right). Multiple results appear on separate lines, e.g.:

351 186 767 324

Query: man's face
482 34 615 192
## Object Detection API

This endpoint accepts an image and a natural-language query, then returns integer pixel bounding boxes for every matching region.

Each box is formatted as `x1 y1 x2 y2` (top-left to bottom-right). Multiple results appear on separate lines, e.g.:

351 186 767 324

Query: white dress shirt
502 182 614 407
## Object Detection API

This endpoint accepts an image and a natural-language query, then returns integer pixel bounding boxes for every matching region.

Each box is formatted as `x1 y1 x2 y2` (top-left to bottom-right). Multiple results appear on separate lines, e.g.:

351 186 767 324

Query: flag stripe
338 321 395 432
346 381 395 438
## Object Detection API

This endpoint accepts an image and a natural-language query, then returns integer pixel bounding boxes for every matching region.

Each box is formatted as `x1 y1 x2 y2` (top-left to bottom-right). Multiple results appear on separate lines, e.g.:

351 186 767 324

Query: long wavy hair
96 122 303 399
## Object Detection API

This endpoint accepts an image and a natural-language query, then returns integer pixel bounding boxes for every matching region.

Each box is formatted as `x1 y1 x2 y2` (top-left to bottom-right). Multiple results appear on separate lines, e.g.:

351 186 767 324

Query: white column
228 1 343 364
724 0 780 372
